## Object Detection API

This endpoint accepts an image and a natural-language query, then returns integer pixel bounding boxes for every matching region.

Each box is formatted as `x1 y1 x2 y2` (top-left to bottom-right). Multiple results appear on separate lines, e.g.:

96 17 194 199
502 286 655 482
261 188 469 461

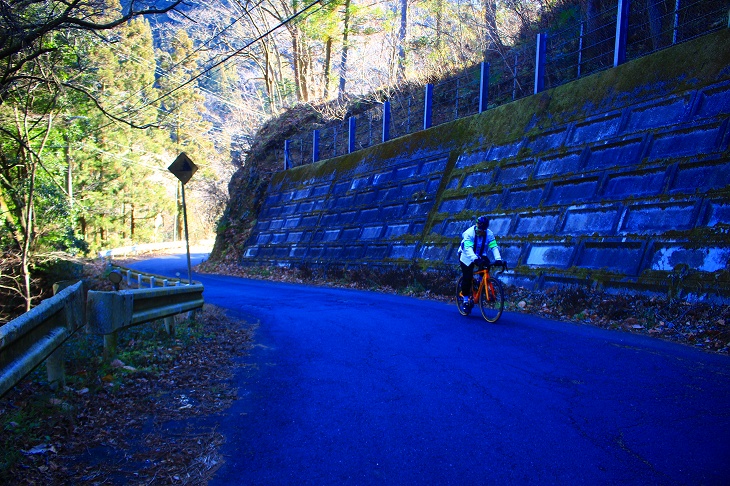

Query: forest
0 0 692 319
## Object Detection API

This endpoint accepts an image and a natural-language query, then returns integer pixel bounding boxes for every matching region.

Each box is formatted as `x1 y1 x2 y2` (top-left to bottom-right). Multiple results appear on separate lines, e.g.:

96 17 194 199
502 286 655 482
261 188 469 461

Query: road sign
168 152 198 185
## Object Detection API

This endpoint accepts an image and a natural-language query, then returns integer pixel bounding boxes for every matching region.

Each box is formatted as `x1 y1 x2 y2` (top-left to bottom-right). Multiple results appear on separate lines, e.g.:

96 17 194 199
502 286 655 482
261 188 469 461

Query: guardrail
0 282 85 397
0 268 204 398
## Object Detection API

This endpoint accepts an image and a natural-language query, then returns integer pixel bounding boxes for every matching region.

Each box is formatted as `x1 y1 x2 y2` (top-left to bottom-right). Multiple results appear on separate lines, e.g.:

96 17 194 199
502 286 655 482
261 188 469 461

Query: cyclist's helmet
477 216 490 230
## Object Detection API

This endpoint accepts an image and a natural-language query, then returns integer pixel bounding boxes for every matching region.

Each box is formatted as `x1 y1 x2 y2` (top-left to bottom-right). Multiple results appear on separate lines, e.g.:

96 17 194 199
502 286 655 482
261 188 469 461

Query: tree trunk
323 36 332 99
339 0 351 98
397 0 407 82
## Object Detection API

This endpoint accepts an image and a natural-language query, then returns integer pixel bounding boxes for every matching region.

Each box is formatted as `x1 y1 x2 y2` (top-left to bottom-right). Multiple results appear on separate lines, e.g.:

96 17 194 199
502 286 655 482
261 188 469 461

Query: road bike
456 261 507 322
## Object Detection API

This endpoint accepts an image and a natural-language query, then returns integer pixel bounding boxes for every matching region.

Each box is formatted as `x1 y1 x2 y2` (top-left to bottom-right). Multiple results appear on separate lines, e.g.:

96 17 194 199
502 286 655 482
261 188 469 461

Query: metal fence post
479 62 490 113
313 130 320 163
578 20 585 78
535 33 547 94
614 0 629 67
348 116 356 154
382 101 391 142
424 84 433 129
284 139 290 170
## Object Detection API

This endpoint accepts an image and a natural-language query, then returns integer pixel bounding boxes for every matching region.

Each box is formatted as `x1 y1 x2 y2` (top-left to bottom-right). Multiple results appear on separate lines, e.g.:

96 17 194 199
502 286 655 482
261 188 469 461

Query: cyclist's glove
495 259 508 270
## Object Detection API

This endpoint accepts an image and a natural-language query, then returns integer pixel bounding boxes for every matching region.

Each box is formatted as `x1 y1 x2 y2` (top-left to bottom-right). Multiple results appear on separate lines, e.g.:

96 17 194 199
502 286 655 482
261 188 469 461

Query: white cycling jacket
458 225 502 266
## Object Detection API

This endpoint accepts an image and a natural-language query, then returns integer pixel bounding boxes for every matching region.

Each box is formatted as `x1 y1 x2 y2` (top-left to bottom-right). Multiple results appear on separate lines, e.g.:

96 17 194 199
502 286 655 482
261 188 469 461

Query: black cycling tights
460 261 475 296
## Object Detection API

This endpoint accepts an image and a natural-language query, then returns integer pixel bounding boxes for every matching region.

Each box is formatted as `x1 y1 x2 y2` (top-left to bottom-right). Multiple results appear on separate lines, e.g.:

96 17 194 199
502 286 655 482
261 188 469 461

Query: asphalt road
127 252 730 485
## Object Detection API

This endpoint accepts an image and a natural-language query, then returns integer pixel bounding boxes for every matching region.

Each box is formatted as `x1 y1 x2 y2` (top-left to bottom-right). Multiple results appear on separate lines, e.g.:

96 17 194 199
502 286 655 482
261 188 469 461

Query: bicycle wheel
479 277 504 322
456 276 471 315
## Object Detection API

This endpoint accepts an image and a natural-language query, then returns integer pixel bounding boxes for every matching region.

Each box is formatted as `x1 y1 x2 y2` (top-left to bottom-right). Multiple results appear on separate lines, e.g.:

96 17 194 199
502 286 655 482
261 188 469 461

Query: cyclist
457 215 504 306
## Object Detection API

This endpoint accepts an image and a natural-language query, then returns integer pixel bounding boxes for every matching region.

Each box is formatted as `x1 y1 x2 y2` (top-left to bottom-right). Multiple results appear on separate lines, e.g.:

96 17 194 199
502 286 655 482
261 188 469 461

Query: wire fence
285 0 729 170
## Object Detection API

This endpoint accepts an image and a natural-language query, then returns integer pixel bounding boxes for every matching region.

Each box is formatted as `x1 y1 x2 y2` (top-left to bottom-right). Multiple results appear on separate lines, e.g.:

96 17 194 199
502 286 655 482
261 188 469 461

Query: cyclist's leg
460 261 474 297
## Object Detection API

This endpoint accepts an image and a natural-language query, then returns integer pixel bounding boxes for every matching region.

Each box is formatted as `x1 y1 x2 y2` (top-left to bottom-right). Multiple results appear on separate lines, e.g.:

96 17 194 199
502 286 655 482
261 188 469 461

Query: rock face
234 30 730 297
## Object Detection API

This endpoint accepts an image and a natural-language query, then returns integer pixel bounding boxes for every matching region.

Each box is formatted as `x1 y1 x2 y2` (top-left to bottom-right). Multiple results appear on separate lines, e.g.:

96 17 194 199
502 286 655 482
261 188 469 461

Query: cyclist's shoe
462 296 471 307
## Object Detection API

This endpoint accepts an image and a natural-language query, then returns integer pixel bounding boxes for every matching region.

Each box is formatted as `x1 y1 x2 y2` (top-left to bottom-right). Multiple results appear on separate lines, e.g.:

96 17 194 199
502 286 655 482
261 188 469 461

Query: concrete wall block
499 244 524 267
536 152 583 178
323 229 340 241
264 194 281 206
568 114 622 146
439 197 468 214
287 232 304 243
337 211 358 225
313 199 327 211
420 157 449 175
290 246 307 258
462 171 495 188
650 245 730 272
312 184 331 197
269 219 285 230
441 219 470 237
427 178 441 193
670 161 730 194
648 123 724 160
455 150 489 169
333 181 350 195
621 202 698 234
546 179 599 206
351 176 372 191
576 241 644 275
365 245 389 259
298 201 315 213
256 234 272 245
263 206 283 218
335 195 355 208
359 208 380 223
400 181 428 198
447 177 461 189
300 216 319 227
562 208 620 234
324 246 344 259
385 224 411 238
395 165 419 181
244 247 259 258
707 201 730 227
514 213 561 235
344 245 366 259
255 220 271 231
625 96 689 132
468 193 503 212
585 139 643 170
355 191 377 206
362 226 384 239
489 141 523 161
389 244 417 260
527 128 568 154
293 187 312 200
496 163 534 185
281 204 299 216
306 246 324 259
381 204 406 220
417 244 451 261
341 228 362 240
525 244 574 268
284 217 301 229
604 170 667 198
271 233 287 244
489 216 513 236
406 202 431 217
373 171 394 185
696 83 730 119
504 187 544 209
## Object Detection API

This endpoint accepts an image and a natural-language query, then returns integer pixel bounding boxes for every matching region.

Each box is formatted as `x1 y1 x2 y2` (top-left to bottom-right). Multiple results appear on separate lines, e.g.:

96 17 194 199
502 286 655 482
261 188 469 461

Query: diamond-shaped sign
168 152 198 185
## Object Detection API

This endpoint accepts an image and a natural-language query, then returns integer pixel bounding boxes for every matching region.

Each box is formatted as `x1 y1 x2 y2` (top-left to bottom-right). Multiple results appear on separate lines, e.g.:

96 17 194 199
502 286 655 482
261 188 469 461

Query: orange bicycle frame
472 268 492 302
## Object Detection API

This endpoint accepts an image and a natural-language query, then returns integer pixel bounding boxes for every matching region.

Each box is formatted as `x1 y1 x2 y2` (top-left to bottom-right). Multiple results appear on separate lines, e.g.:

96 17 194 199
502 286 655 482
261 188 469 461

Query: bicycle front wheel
479 277 504 322
456 276 471 315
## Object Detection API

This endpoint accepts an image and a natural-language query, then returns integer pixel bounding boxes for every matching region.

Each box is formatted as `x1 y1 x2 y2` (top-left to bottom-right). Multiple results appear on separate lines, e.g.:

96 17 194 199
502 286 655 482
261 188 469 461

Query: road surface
126 251 730 485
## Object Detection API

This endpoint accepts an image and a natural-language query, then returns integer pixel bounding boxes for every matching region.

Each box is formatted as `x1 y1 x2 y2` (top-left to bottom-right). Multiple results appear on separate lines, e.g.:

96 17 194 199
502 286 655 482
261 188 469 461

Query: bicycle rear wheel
479 277 504 322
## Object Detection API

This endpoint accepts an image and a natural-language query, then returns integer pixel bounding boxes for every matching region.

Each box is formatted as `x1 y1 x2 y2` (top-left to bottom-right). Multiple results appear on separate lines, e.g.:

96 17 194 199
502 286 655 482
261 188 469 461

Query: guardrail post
284 139 291 170
46 284 67 389
313 130 320 163
126 270 132 286
479 62 490 113
137 274 143 288
614 0 629 67
164 317 175 336
535 33 547 94
150 276 155 288
423 84 433 129
348 117 356 154
382 101 391 142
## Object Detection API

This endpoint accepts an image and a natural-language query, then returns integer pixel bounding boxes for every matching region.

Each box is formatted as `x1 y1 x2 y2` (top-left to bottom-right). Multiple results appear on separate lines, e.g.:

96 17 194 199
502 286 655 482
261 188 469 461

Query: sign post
168 152 198 284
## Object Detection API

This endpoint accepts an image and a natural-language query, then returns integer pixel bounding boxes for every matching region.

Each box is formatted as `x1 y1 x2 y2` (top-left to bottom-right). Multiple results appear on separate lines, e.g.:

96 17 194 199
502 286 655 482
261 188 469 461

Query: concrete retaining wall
239 31 730 297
